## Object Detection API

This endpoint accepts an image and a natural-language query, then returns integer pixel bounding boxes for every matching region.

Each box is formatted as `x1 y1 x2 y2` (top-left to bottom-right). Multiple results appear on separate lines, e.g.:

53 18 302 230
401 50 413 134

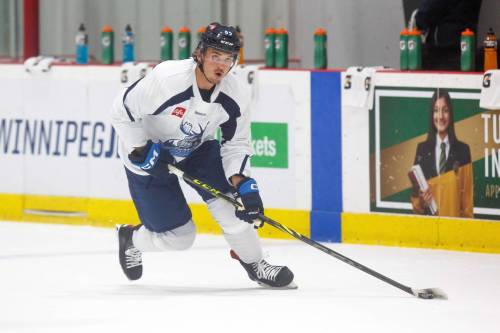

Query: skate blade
257 281 298 290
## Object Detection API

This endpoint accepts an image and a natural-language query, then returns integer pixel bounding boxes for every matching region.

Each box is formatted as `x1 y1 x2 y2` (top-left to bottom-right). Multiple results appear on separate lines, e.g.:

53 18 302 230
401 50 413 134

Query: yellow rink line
0 194 310 239
3 194 498 253
342 212 500 254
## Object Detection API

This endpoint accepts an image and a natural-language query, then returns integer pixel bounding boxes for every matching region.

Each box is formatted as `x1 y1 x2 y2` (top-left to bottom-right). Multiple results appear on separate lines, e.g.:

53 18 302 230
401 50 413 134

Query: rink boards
0 63 499 253
0 64 313 239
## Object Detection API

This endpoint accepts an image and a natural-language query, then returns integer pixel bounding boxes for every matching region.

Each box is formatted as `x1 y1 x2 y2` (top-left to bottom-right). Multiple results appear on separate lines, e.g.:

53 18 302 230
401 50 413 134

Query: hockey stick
167 164 447 300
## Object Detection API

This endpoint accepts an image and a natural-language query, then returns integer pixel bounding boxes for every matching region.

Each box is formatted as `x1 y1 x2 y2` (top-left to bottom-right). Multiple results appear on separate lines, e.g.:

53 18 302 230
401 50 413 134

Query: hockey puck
418 292 435 299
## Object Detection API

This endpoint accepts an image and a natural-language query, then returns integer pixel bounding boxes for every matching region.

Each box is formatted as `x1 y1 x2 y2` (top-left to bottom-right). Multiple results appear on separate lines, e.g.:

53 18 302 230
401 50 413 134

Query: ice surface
1 221 499 333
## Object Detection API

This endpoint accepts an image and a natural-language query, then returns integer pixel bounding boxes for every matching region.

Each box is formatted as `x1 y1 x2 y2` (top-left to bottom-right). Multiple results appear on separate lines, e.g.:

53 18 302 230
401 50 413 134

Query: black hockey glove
128 140 174 179
234 177 264 228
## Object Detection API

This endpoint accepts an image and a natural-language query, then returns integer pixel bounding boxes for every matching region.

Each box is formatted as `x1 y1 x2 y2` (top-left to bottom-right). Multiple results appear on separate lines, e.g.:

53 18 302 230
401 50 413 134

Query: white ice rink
1 221 499 333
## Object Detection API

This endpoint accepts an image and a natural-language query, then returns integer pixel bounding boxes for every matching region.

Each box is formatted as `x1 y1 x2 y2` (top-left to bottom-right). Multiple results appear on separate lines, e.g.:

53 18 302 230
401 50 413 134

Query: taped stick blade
413 287 448 300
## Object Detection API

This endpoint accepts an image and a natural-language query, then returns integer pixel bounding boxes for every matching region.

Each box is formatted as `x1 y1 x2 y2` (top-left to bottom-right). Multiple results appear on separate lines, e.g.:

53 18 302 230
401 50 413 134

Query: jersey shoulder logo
171 106 186 118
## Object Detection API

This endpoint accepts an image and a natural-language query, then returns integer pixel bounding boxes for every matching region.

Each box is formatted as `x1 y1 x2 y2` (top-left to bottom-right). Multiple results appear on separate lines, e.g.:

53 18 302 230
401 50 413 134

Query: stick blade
412 287 448 300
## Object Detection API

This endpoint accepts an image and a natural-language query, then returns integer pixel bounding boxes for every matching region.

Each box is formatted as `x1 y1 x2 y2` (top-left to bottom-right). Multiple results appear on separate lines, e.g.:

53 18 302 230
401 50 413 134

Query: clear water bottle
75 23 88 64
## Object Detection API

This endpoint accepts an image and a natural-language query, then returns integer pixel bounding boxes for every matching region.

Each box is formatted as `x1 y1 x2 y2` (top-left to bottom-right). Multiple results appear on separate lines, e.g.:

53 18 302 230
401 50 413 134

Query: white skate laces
124 247 142 269
251 260 282 281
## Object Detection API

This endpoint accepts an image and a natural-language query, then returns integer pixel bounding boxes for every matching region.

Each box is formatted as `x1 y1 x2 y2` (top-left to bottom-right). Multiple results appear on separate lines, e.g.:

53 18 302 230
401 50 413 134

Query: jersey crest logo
162 121 209 158
171 107 186 118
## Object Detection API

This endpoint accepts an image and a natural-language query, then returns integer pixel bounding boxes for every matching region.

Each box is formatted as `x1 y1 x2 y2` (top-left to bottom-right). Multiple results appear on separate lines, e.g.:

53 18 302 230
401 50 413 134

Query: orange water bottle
483 28 498 71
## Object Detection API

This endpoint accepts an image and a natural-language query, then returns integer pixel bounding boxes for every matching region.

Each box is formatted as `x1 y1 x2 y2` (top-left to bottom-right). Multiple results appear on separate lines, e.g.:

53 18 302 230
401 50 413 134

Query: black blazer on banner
413 139 471 180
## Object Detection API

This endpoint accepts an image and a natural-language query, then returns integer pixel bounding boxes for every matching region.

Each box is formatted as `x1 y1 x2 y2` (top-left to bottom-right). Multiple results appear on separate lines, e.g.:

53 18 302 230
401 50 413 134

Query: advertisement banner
370 86 500 220
250 122 288 168
214 122 288 169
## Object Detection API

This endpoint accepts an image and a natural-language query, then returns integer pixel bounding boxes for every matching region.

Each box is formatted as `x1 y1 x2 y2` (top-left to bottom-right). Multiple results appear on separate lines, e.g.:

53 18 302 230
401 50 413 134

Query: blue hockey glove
235 177 264 228
128 140 174 179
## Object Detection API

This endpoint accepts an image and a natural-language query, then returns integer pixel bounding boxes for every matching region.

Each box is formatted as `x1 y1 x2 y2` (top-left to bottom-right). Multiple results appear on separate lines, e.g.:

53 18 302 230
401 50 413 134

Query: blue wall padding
310 71 342 242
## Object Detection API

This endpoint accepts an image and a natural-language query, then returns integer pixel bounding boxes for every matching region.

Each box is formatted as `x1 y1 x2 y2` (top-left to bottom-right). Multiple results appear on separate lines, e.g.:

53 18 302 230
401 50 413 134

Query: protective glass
208 53 235 66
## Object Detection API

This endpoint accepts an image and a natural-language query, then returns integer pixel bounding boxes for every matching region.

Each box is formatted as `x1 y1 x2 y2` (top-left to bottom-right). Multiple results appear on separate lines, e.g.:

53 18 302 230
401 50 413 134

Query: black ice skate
230 250 297 289
117 224 143 281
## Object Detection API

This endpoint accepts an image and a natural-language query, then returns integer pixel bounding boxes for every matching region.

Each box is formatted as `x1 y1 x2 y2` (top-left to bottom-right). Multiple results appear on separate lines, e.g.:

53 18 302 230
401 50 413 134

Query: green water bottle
408 28 422 70
314 28 327 69
460 28 475 71
264 27 276 67
101 25 114 64
160 26 173 61
275 27 288 68
399 28 409 70
178 26 191 60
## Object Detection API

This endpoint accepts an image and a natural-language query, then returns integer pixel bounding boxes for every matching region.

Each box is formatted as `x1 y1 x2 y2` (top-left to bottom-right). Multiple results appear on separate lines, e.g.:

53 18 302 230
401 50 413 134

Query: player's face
203 48 235 83
433 97 450 135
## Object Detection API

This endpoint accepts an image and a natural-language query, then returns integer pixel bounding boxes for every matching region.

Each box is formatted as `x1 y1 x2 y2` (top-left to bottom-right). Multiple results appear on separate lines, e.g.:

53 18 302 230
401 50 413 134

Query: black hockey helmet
196 22 241 58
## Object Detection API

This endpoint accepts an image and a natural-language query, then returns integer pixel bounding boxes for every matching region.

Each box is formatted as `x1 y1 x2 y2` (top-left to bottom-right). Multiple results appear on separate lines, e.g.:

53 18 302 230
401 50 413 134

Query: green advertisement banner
215 122 288 169
370 87 500 220
250 122 288 168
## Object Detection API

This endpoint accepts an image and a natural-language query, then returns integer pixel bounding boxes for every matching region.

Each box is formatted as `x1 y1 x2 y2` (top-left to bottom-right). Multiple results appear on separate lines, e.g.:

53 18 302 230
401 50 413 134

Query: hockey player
110 22 295 288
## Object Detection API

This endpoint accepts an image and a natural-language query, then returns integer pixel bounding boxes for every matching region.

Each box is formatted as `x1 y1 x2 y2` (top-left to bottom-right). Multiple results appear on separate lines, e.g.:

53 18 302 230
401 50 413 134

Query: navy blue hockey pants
125 140 234 233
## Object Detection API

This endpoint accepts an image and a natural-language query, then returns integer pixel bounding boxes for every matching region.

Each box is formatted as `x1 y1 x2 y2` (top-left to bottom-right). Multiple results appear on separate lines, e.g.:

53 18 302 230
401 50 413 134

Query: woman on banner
410 88 473 218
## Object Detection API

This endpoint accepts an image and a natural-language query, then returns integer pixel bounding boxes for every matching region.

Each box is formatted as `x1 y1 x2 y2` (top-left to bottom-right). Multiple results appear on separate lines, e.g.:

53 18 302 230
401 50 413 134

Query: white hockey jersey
110 59 253 180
